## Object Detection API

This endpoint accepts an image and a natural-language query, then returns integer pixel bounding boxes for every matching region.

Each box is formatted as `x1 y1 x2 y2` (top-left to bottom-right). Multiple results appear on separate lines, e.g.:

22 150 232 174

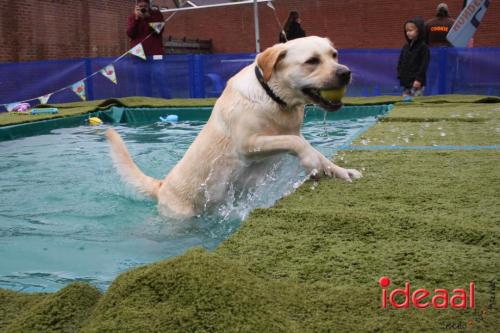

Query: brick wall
1 0 498 63
165 0 499 52
0 0 134 63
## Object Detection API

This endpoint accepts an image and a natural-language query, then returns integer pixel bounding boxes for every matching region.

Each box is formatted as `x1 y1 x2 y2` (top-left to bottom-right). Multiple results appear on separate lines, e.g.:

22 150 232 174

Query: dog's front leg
242 135 362 181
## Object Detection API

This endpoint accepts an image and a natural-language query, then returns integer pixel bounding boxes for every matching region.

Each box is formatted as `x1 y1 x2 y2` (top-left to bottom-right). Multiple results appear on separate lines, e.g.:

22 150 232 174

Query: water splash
310 181 319 191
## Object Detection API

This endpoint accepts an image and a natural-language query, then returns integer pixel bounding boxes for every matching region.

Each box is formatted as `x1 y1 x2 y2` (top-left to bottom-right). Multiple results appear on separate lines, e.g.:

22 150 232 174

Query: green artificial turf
1 284 101 333
0 289 47 329
354 102 500 146
380 102 500 122
2 94 497 128
355 120 500 146
0 97 217 127
0 96 498 332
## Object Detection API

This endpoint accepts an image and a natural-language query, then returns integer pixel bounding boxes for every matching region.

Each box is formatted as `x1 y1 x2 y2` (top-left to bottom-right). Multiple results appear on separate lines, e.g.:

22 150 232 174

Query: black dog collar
254 66 287 108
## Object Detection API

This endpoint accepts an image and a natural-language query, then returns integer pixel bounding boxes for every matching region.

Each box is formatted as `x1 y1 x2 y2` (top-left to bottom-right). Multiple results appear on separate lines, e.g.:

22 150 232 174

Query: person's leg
402 87 412 96
152 56 171 98
143 57 154 97
412 87 424 96
131 57 149 97
132 57 154 97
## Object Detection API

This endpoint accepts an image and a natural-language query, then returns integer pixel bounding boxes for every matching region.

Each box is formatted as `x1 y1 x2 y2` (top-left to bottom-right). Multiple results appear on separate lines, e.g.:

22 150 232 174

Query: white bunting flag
6 102 21 112
129 43 146 60
266 1 275 10
38 93 52 105
149 22 165 34
71 81 86 101
100 64 117 84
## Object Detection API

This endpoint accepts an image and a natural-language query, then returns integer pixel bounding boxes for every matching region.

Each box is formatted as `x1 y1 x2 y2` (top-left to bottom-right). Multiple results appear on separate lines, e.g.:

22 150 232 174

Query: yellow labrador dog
107 36 362 218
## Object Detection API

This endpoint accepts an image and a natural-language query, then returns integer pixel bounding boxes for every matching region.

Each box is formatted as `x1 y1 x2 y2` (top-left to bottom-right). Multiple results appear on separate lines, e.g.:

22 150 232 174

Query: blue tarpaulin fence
1 47 499 107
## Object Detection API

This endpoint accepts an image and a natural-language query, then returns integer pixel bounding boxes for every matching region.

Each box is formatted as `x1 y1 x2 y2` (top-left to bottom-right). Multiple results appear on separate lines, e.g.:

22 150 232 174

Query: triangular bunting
71 81 86 101
38 93 52 105
129 43 146 60
266 1 275 10
6 102 21 112
100 64 117 84
149 22 165 34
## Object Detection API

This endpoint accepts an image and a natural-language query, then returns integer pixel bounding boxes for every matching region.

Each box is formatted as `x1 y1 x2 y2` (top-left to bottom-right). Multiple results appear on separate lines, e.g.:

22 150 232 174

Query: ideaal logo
379 276 475 309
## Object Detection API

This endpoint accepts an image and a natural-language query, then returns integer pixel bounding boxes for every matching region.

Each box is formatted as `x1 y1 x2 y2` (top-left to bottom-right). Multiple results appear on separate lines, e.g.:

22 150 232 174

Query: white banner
38 93 52 105
100 64 117 84
129 43 146 60
149 22 165 34
447 0 491 47
71 81 87 101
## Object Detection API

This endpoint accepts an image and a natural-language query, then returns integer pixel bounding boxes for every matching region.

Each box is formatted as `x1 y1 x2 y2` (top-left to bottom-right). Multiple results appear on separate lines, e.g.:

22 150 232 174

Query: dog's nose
336 67 351 86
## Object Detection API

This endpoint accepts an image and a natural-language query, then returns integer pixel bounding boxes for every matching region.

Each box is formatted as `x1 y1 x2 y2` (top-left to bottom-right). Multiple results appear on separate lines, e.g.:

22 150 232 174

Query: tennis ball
320 87 346 101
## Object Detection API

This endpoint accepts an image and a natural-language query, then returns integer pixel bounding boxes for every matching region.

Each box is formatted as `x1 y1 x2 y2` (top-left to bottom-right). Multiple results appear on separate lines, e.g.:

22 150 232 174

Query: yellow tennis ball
320 87 346 101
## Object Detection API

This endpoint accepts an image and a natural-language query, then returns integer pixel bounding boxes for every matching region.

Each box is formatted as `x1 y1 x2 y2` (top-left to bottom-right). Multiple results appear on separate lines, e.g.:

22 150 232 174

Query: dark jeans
133 56 171 98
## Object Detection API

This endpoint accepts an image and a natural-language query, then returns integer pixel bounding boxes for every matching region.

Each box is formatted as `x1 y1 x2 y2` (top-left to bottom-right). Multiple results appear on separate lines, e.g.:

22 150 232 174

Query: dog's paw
299 149 363 181
332 166 363 182
347 168 363 180
300 149 333 178
332 166 352 182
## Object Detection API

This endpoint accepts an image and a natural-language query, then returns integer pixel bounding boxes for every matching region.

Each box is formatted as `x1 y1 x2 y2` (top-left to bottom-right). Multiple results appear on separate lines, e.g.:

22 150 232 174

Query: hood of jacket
404 17 426 45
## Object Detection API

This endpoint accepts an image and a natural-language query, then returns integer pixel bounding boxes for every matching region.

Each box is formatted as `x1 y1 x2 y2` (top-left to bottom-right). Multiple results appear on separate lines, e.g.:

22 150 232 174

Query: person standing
397 17 430 97
127 1 170 98
425 3 455 47
127 0 165 56
279 11 306 43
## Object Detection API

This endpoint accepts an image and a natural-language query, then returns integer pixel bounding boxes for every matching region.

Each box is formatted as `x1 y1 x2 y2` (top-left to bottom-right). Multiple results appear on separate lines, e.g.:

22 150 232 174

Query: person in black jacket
397 17 430 96
425 3 455 47
279 11 306 43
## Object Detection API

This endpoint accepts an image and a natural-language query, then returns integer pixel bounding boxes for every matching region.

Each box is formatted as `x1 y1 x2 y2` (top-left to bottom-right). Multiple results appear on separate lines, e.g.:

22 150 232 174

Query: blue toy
31 108 59 115
159 115 179 123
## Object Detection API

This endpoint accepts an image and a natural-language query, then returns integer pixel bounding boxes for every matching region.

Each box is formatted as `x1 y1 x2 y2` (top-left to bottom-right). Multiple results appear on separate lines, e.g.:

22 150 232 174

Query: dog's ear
256 44 287 82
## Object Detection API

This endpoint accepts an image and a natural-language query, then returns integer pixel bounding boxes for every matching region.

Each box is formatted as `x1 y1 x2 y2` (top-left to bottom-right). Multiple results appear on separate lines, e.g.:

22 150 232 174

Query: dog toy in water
159 115 178 123
320 87 347 101
88 117 103 126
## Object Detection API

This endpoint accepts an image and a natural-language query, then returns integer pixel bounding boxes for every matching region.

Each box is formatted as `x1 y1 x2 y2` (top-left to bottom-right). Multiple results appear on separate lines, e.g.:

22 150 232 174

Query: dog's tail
106 129 161 198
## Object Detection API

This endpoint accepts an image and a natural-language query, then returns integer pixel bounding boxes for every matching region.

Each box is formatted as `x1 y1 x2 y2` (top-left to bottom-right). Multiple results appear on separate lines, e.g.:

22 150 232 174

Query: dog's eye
332 52 338 59
305 57 320 65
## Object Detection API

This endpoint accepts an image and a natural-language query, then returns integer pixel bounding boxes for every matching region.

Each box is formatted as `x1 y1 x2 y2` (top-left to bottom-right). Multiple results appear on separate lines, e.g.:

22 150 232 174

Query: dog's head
256 36 350 111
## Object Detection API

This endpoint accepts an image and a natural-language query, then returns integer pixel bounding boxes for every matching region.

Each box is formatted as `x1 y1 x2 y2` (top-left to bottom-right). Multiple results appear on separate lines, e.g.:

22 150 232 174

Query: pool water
0 107 380 292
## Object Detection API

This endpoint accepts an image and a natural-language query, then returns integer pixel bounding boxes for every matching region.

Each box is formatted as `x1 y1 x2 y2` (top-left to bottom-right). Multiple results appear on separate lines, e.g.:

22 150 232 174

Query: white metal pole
160 0 271 13
254 0 261 53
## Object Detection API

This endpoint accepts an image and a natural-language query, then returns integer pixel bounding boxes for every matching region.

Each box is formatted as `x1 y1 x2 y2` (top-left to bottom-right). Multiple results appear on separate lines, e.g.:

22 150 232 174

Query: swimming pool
0 105 388 292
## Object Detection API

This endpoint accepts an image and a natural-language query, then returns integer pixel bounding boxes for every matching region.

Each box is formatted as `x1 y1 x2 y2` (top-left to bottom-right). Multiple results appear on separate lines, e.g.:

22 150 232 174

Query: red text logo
379 276 475 309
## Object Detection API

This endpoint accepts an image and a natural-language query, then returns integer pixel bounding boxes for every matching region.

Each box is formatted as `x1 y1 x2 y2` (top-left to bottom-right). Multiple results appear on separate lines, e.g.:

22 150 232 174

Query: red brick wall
165 0 499 52
0 0 133 63
1 0 498 63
